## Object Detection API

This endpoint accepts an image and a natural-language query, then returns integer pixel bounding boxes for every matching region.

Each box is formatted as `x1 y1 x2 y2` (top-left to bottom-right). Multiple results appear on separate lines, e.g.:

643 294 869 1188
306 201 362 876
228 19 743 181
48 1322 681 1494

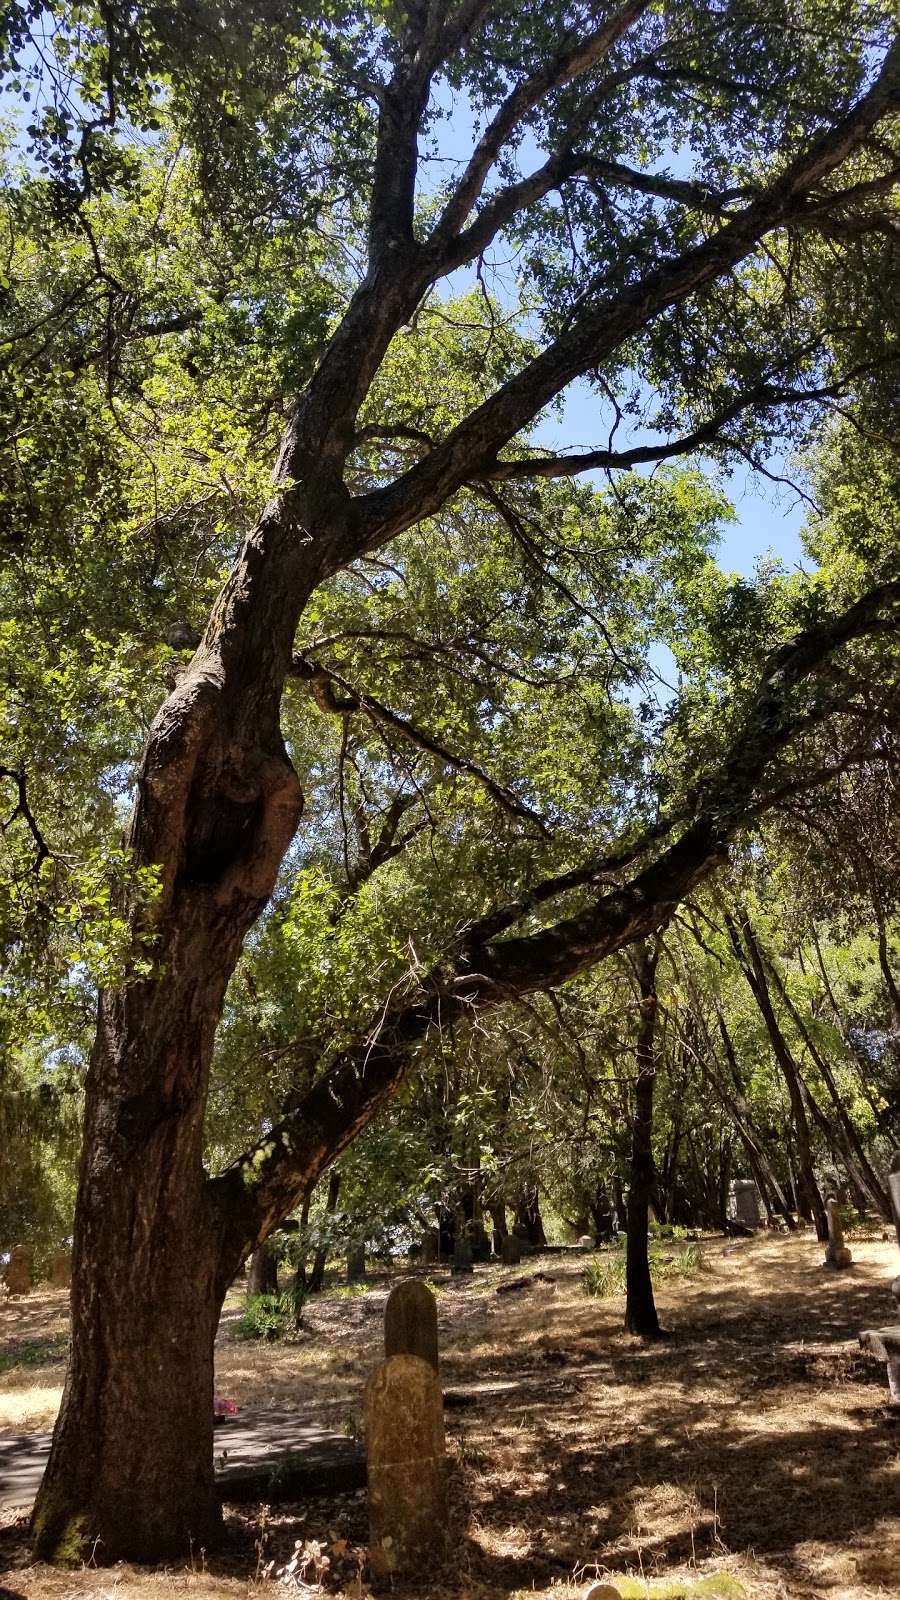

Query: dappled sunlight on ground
3 1233 900 1598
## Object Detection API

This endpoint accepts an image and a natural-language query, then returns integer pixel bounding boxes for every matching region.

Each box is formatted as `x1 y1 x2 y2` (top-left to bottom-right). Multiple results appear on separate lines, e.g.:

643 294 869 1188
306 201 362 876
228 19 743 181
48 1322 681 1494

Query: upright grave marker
384 1280 439 1372
4 1245 33 1295
823 1198 852 1269
49 1249 71 1290
365 1355 447 1577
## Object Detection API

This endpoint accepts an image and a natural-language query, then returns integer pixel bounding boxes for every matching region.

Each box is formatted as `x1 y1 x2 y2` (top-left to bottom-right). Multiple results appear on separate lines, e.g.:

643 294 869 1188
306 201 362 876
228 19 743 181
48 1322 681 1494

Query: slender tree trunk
712 1006 796 1229
247 1236 279 1297
765 951 891 1217
874 903 900 1032
625 940 663 1338
292 1187 313 1294
728 914 829 1242
308 1169 341 1294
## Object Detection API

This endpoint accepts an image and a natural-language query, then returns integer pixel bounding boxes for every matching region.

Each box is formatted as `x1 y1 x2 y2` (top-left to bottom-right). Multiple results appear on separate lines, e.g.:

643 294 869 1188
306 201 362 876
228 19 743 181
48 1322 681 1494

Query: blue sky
428 82 814 582
531 378 810 579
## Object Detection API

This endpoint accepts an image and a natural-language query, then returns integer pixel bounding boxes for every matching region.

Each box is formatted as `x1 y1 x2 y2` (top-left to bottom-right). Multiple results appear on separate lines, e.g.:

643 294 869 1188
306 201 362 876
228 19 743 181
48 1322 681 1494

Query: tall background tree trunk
625 940 663 1338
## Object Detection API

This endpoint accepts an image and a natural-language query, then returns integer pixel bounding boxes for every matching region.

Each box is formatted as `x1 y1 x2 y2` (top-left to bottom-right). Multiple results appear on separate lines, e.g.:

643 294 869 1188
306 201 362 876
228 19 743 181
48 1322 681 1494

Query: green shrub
235 1290 299 1341
583 1240 706 1299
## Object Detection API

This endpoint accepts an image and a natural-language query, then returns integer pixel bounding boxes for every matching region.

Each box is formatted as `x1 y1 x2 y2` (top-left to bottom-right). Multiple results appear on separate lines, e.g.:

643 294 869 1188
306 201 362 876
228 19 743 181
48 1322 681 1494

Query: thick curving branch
209 576 900 1263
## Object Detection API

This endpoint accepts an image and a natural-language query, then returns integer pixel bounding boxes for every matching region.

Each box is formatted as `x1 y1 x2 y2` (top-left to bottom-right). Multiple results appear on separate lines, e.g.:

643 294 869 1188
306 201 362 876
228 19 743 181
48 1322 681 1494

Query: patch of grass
583 1241 706 1299
0 1333 69 1373
323 1281 370 1299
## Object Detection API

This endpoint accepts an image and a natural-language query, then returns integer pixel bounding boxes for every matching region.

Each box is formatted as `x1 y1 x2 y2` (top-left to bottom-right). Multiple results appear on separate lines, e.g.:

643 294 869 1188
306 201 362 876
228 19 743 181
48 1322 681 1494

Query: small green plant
235 1291 297 1341
583 1241 706 1299
583 1252 627 1298
325 1281 369 1299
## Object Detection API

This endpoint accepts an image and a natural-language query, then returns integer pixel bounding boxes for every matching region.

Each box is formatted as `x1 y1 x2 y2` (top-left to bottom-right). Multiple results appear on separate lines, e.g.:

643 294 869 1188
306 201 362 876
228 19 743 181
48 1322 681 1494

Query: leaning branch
479 377 867 481
209 577 900 1262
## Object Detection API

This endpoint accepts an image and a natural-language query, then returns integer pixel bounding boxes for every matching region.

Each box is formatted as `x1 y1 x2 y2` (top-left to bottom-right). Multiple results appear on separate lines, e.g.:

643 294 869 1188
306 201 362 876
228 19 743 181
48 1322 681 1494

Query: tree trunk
728 915 829 1242
30 1081 225 1562
625 941 663 1338
712 1005 796 1229
31 501 312 1562
765 949 891 1217
308 1168 341 1294
514 1185 546 1247
247 1237 279 1298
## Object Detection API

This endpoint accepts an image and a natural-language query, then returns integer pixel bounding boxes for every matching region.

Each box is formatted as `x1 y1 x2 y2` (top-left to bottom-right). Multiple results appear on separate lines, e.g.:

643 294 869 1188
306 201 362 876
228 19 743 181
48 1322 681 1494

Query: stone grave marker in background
729 1179 760 1230
384 1279 439 1372
365 1353 447 1577
4 1245 33 1296
824 1198 852 1269
49 1249 71 1289
451 1236 473 1275
419 1231 438 1265
501 1235 522 1266
347 1243 367 1282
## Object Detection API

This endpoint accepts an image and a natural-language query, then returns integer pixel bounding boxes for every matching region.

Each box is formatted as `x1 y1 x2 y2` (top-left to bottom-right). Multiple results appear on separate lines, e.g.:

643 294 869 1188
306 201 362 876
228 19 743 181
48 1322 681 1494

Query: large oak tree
1 0 898 1562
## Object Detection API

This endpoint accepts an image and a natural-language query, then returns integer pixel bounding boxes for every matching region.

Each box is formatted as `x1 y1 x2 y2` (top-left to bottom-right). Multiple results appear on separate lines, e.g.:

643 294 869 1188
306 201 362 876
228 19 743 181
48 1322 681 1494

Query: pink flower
214 1395 240 1416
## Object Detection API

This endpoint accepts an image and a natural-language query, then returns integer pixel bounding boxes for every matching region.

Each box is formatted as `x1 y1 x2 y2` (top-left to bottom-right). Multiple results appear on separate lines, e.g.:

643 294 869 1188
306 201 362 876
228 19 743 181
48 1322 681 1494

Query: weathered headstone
384 1280 439 1372
500 1234 522 1266
365 1354 447 1577
469 1221 491 1263
451 1236 473 1275
730 1178 760 1230
418 1231 438 1265
49 1249 71 1290
347 1243 367 1282
576 1234 594 1250
4 1245 33 1296
824 1197 852 1269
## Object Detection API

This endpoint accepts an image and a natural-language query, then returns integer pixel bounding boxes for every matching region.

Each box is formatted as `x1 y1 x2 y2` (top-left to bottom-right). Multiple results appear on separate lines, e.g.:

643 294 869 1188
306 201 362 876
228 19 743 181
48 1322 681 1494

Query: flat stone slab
0 1410 365 1512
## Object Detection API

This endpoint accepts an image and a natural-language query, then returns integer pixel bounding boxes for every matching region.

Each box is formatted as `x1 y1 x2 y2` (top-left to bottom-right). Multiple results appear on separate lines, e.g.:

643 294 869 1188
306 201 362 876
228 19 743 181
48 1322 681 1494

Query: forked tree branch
345 40 899 553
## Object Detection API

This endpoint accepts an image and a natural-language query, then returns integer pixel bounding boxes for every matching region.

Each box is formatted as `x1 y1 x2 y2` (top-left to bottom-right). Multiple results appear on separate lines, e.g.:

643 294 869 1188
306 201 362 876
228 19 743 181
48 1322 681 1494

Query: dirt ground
2 1232 900 1600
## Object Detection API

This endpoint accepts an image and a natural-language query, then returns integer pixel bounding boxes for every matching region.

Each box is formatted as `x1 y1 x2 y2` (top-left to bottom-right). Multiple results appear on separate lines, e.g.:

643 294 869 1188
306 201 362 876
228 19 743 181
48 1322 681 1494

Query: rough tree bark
625 940 663 1337
28 11 900 1563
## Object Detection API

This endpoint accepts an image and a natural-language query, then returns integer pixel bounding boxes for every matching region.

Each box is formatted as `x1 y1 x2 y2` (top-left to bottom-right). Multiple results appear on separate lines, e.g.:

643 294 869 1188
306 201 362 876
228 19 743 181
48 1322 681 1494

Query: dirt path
2 1233 899 1599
